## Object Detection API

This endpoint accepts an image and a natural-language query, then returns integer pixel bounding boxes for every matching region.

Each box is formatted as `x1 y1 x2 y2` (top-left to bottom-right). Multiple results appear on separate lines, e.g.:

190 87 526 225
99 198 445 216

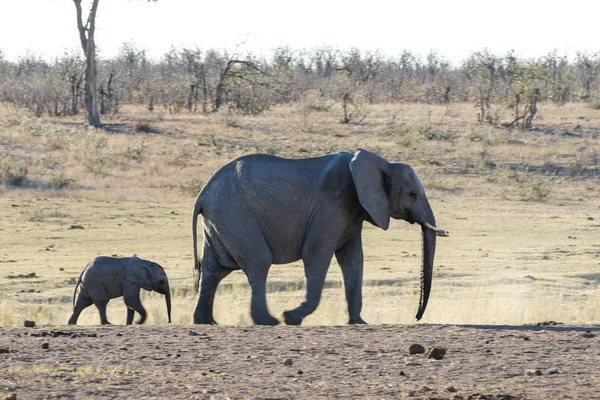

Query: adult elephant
191 149 448 326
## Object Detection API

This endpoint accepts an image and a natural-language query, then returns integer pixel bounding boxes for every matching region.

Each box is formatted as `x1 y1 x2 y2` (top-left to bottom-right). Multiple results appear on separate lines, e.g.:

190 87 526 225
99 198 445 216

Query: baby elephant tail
72 269 85 307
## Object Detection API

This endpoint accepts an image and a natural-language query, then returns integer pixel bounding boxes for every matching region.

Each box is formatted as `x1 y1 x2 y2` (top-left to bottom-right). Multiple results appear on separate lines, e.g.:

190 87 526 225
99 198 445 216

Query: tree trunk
74 0 101 127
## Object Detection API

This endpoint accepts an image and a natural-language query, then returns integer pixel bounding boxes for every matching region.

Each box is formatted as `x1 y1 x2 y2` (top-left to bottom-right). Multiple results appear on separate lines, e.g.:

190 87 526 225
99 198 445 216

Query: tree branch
73 0 87 52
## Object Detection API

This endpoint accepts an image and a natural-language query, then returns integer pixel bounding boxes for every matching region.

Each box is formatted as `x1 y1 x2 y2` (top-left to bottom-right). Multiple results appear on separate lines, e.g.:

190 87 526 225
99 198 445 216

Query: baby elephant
68 256 172 325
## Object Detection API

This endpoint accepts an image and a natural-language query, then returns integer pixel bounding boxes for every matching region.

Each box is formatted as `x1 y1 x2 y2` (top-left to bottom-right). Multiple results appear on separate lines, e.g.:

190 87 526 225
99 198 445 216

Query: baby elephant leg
95 300 111 325
124 292 147 324
68 293 94 325
126 308 135 325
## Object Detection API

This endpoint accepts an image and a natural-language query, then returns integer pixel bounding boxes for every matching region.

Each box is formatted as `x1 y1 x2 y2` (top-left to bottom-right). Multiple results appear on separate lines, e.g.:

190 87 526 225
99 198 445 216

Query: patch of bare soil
1 324 599 399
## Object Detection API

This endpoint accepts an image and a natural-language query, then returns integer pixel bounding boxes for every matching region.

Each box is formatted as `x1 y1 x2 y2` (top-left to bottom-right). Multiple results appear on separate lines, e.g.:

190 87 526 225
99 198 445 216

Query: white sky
1 0 599 64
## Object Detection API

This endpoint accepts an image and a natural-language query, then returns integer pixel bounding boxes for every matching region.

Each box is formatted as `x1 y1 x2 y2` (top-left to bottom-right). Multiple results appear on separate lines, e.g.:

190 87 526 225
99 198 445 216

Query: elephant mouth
422 222 450 237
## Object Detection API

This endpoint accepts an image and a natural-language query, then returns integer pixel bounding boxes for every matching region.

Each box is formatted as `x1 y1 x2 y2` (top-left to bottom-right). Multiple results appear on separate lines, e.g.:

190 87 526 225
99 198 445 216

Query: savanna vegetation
2 45 600 124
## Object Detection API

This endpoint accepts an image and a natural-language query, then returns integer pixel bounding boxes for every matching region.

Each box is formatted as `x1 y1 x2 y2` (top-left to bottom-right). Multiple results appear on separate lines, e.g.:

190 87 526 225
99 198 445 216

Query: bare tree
73 0 101 127
72 0 155 127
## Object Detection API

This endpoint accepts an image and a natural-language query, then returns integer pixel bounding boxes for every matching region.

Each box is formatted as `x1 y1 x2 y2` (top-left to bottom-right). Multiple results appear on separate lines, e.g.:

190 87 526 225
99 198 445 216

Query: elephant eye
409 191 418 201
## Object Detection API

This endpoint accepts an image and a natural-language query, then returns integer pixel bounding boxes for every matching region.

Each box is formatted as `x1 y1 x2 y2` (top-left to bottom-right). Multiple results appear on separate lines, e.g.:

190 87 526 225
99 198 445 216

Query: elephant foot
349 317 367 325
283 310 304 326
252 314 280 326
194 315 218 325
67 317 77 325
195 320 218 325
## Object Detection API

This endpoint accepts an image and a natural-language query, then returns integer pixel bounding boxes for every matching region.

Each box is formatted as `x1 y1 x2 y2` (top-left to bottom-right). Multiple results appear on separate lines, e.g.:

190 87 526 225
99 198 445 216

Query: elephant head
350 149 448 320
125 260 172 323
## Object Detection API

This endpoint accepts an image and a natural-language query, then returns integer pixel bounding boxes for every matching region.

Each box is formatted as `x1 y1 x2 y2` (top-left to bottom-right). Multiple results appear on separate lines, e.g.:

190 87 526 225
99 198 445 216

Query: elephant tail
192 193 203 295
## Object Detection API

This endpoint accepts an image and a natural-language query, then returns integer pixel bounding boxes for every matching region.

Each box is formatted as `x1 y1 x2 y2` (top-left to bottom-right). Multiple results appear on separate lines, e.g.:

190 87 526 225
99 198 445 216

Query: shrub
123 141 146 162
134 121 154 133
0 155 29 186
179 178 204 196
74 134 110 175
49 172 76 189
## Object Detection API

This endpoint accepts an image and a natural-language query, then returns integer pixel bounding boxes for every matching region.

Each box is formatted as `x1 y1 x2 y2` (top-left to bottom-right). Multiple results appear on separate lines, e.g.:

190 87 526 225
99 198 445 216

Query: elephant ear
124 258 153 291
349 149 390 230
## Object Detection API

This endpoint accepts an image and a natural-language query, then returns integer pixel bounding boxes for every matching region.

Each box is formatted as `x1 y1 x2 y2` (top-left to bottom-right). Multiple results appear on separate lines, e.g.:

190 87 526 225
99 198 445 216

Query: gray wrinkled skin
192 149 441 326
68 256 172 325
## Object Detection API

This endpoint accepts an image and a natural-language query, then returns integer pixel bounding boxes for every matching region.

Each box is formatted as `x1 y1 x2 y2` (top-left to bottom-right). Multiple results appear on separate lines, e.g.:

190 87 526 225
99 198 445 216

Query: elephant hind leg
193 247 233 325
68 294 94 325
124 293 146 324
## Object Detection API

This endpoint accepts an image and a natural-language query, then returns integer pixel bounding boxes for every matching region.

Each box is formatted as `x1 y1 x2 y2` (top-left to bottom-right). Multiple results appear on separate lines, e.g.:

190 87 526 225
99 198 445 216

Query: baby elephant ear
349 149 390 230
125 259 153 291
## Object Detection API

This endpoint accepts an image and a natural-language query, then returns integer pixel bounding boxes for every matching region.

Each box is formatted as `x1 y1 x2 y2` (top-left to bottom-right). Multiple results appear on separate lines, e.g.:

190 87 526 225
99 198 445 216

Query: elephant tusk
423 222 449 237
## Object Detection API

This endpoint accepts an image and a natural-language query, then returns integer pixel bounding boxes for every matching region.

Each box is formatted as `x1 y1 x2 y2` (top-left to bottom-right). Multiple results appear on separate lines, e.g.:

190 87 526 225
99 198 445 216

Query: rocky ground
1 323 599 399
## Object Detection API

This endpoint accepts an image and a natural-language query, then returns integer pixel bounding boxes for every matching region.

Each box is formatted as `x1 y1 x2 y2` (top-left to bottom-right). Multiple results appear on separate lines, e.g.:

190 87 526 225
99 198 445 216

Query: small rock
24 320 35 328
0 347 9 354
588 217 594 221
546 367 561 375
69 225 85 230
283 357 294 366
444 385 457 392
525 369 542 376
2 393 17 400
297 370 303 375
426 347 447 360
41 343 49 349
364 363 374 370
408 344 426 354
399 370 406 376
582 330 596 338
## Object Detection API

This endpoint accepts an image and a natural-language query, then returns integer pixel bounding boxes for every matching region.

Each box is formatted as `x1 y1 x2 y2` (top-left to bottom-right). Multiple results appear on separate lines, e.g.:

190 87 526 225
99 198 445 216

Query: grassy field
0 102 599 327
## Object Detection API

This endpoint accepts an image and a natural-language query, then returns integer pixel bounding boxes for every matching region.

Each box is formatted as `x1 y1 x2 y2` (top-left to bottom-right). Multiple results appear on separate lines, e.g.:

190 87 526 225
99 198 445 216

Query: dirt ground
1 323 599 400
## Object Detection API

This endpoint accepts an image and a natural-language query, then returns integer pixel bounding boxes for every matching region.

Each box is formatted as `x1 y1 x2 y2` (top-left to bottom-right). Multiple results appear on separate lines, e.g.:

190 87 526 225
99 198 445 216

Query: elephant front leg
335 236 367 325
126 308 135 325
124 292 146 324
283 252 332 326
95 300 111 325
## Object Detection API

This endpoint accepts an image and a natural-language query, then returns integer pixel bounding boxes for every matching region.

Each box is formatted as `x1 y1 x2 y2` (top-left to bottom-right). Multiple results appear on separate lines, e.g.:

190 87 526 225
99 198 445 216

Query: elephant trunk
415 226 436 320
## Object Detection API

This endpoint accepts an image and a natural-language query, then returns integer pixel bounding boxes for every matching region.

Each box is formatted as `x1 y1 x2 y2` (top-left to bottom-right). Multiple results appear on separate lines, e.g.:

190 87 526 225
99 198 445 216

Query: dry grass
0 102 599 327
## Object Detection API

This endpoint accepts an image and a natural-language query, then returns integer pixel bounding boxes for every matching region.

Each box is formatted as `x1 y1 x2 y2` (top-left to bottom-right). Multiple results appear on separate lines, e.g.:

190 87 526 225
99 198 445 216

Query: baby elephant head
125 259 172 323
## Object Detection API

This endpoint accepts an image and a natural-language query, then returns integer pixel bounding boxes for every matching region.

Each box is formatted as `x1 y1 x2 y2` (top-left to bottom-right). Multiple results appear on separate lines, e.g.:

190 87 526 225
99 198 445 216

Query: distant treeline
1 45 599 121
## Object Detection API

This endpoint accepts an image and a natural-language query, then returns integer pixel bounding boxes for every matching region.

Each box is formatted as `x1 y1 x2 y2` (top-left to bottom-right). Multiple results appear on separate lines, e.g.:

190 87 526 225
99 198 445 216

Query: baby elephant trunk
164 283 172 323
155 280 172 323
